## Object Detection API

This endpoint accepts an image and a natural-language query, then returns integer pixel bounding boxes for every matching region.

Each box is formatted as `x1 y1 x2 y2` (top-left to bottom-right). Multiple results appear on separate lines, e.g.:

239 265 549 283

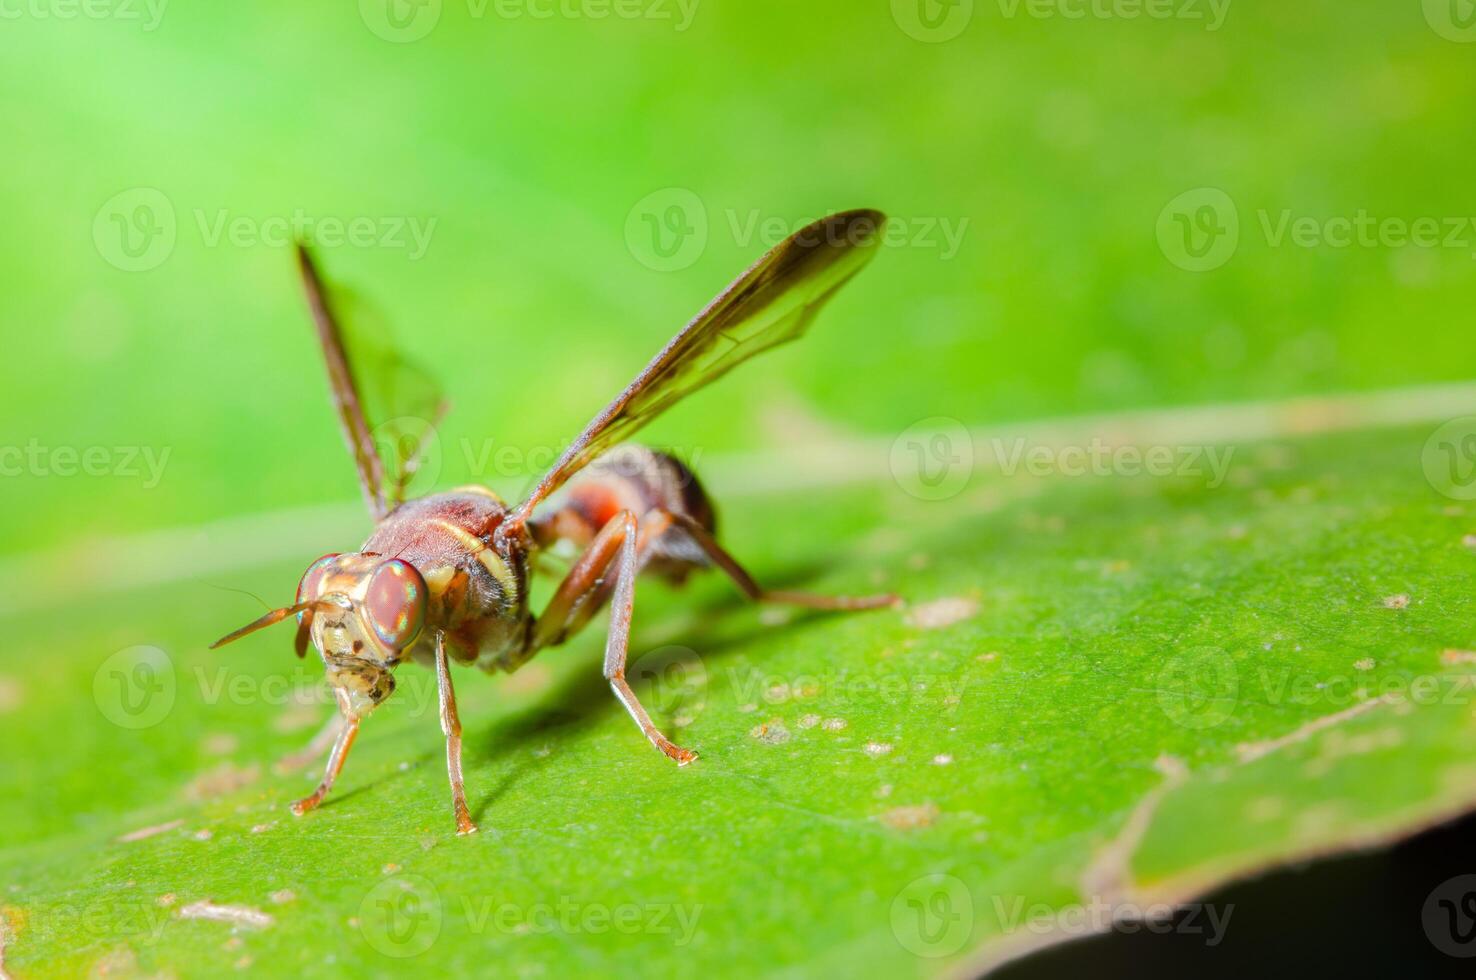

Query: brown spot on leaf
878 802 939 830
906 597 979 630
177 900 273 930
117 819 183 843
0 677 22 714
503 663 552 695
748 719 791 745
184 763 260 802
202 733 239 756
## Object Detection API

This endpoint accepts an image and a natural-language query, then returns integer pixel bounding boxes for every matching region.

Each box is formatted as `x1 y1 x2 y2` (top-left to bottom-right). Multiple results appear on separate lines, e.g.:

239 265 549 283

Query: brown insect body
531 446 717 585
212 209 899 835
359 486 528 671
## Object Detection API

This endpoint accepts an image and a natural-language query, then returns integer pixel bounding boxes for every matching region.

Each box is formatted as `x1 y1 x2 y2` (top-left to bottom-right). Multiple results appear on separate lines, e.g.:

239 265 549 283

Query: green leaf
4 420 1476 977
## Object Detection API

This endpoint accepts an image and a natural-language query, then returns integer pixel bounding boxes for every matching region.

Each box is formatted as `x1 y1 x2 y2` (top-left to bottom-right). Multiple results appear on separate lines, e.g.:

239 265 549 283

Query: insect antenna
210 600 332 649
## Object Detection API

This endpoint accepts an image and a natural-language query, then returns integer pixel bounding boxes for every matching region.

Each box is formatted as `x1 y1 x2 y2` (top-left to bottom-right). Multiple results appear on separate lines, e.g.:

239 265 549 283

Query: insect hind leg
661 511 900 611
524 508 697 765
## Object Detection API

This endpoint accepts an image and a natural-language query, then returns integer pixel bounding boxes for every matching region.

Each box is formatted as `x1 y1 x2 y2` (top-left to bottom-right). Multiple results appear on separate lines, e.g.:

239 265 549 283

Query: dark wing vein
504 208 886 532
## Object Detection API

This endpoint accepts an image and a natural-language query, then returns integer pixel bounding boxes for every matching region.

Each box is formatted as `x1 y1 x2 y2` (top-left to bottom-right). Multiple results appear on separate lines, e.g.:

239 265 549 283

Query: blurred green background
7 4 1476 976
1 0 1472 559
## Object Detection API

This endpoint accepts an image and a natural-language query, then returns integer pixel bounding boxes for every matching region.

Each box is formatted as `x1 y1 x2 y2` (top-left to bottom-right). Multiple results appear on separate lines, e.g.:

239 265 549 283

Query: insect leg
527 509 670 651
525 509 696 765
600 511 698 765
662 510 900 610
274 712 344 774
290 689 360 816
434 629 478 836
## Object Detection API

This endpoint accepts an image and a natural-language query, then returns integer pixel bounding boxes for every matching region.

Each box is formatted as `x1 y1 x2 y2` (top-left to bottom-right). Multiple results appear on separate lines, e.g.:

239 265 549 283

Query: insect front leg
526 508 697 766
434 629 478 836
291 689 361 816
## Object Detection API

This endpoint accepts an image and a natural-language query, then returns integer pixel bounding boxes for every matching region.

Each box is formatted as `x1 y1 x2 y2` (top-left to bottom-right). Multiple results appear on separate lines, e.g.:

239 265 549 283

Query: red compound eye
363 559 427 651
296 553 341 605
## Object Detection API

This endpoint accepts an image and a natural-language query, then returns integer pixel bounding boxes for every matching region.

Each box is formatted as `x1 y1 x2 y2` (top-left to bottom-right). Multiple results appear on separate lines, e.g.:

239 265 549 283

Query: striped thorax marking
423 565 457 595
428 518 519 599
451 484 505 504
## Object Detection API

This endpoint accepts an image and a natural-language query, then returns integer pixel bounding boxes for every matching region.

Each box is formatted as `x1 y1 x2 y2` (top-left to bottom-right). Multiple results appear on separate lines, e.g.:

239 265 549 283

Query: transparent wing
296 245 447 519
506 208 885 531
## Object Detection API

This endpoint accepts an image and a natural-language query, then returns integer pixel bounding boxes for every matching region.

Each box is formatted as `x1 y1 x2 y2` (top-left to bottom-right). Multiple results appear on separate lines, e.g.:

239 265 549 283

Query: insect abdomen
536 445 716 582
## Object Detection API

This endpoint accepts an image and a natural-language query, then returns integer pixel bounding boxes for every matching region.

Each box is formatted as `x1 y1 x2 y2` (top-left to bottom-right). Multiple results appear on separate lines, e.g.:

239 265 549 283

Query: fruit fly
212 209 898 835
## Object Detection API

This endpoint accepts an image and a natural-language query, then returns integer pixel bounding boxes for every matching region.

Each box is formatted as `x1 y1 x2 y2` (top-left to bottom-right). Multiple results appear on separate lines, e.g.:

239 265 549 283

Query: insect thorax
361 487 530 669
